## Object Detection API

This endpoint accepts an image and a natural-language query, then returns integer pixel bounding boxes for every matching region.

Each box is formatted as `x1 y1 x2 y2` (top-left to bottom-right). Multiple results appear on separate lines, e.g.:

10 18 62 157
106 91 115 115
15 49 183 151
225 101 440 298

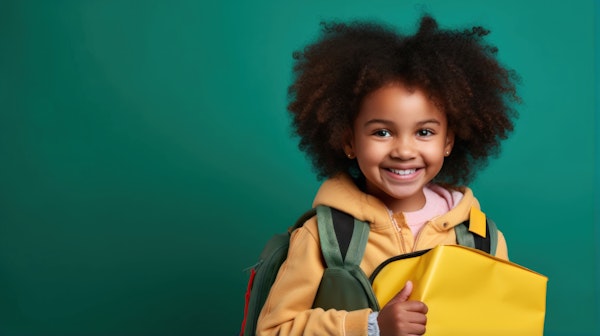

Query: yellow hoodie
256 174 508 336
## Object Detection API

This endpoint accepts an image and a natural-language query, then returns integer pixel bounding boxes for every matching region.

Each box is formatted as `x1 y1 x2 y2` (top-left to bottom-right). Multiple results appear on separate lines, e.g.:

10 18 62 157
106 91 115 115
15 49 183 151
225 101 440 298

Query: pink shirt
403 184 464 236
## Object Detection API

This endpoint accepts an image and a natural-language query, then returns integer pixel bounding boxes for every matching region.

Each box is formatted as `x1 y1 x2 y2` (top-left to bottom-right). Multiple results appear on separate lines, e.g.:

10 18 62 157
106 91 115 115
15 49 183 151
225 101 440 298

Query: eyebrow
363 118 441 128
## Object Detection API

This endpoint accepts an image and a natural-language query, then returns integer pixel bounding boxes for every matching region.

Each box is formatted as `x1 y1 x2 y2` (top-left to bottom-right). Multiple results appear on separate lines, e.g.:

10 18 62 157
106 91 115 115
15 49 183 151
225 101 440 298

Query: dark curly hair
288 15 520 186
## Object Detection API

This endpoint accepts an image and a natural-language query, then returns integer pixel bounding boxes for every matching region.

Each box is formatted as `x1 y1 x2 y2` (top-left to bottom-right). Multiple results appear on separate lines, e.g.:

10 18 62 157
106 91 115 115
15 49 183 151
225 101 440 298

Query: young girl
257 14 519 336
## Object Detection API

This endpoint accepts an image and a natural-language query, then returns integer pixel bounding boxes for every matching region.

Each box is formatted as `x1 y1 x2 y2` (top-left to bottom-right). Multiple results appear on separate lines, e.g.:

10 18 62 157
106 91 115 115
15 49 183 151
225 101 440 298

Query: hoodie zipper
390 210 435 253
388 210 406 254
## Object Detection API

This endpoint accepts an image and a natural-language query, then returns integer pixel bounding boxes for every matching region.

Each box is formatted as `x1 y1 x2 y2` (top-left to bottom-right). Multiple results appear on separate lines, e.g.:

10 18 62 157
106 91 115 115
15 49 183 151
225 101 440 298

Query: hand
377 281 428 336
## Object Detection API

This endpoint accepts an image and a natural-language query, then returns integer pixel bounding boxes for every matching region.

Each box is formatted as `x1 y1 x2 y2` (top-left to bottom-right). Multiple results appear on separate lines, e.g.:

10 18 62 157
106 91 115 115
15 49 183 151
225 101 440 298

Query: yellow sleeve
494 229 509 261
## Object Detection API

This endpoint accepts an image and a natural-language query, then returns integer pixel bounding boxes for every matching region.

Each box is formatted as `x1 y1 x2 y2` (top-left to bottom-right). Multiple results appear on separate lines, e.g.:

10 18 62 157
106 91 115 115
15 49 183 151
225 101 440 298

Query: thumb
393 280 413 303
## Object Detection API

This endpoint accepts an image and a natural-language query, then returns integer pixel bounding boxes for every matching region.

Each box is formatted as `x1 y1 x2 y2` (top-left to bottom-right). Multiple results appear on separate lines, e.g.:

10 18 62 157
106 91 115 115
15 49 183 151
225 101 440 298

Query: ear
444 130 455 157
343 131 355 159
343 143 355 159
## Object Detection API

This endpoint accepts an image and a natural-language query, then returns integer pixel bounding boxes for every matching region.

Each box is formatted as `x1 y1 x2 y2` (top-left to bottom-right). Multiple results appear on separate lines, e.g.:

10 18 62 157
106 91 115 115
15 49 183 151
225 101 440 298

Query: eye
417 129 435 137
373 129 391 137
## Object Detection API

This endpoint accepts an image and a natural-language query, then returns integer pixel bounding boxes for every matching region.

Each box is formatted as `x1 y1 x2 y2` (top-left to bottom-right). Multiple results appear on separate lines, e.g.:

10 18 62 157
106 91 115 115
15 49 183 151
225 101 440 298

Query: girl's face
345 83 454 213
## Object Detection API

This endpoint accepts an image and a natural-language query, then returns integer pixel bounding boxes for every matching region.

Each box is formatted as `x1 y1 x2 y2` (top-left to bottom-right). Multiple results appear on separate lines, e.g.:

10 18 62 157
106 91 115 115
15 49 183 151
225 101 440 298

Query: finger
405 321 427 335
394 280 413 303
401 309 428 324
403 300 428 314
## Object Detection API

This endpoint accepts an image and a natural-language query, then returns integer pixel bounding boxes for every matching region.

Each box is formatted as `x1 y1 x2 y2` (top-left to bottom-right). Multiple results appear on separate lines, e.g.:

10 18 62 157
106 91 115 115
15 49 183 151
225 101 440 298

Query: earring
445 151 450 156
346 152 355 159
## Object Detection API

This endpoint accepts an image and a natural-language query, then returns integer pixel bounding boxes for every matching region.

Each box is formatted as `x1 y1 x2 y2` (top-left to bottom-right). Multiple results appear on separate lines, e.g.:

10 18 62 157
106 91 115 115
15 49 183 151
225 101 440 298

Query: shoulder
291 214 320 245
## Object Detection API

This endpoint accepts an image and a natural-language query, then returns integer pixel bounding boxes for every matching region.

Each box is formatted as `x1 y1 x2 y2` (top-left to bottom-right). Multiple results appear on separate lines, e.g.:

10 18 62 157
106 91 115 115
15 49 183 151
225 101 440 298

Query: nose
390 136 416 160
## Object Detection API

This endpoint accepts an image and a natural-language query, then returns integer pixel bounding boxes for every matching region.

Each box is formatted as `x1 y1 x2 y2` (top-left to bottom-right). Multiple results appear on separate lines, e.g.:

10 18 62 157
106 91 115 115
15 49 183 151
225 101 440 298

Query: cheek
356 142 385 162
423 145 447 163
354 151 382 174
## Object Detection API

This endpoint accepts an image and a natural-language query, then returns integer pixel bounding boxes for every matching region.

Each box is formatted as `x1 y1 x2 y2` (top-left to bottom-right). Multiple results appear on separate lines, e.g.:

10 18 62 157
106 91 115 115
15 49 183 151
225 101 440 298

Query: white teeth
389 168 416 176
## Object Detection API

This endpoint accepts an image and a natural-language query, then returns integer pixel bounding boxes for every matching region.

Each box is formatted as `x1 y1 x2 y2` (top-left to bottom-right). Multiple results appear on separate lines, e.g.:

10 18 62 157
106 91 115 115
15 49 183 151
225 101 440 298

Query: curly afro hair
288 15 520 186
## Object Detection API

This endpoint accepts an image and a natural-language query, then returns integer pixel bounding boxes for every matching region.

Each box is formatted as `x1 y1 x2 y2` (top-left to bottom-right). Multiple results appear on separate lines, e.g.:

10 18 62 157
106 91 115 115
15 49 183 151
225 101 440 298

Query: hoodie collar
312 174 480 232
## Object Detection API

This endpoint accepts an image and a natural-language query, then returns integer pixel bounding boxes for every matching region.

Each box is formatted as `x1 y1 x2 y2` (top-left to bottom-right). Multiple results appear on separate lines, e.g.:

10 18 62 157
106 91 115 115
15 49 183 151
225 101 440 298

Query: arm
256 220 372 336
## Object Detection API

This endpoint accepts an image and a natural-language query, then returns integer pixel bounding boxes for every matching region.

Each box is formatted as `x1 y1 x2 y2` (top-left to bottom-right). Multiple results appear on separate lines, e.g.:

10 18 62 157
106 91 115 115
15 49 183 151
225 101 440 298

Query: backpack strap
455 209 498 256
287 206 370 263
316 206 366 268
484 217 498 256
315 205 379 311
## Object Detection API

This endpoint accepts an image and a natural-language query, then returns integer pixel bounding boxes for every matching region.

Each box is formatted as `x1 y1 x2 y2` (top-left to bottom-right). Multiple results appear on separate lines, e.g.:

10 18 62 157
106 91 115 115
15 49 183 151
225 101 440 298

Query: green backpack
239 205 497 336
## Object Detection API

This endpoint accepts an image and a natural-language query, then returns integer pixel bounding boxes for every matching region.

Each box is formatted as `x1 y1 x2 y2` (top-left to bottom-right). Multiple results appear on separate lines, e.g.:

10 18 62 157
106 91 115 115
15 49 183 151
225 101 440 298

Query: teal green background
0 0 597 335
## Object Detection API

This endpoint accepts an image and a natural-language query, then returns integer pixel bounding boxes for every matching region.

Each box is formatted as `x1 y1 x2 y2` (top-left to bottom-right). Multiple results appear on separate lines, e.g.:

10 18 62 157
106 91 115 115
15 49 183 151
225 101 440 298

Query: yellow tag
469 206 487 238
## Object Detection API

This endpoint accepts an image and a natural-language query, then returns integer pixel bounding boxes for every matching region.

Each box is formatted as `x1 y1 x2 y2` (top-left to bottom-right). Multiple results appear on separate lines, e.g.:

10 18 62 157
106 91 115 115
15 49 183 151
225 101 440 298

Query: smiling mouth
388 168 417 176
